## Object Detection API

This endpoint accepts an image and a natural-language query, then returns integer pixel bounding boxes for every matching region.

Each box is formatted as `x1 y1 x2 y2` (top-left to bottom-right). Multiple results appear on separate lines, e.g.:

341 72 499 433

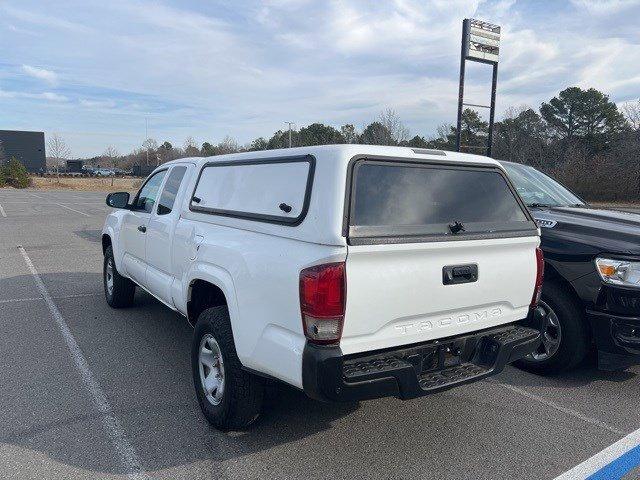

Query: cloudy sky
1 0 639 157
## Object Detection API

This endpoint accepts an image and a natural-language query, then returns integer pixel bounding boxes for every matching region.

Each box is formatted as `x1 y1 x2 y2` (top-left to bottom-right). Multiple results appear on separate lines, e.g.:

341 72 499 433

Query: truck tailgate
341 236 538 354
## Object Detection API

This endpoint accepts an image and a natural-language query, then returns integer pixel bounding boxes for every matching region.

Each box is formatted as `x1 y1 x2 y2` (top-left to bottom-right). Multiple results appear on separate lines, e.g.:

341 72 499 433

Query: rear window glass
190 157 314 225
350 161 532 239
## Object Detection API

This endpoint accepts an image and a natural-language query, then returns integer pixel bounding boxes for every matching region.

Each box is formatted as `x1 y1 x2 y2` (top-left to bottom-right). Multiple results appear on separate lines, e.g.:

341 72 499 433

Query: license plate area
409 339 467 375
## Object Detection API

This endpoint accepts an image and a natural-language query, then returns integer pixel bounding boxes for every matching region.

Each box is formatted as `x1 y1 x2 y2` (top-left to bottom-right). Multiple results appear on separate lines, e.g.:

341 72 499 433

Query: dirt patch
29 176 142 192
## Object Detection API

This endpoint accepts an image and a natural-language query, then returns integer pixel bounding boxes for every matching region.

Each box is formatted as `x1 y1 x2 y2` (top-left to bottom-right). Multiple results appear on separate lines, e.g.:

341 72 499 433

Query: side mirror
106 192 130 209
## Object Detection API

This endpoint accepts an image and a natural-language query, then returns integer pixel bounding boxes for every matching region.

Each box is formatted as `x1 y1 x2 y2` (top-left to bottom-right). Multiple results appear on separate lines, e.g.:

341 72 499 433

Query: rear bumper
587 309 640 370
302 323 541 402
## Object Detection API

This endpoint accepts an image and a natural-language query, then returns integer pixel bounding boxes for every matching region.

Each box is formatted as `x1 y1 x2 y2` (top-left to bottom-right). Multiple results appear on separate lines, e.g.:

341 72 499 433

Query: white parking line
0 296 43 304
28 192 91 217
18 246 146 480
0 201 105 205
496 382 625 435
555 427 640 479
0 203 6 217
56 203 93 216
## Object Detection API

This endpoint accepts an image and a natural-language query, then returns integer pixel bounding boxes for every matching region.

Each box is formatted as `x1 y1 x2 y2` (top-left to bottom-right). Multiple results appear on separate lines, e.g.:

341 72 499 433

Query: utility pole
284 122 295 148
145 117 149 166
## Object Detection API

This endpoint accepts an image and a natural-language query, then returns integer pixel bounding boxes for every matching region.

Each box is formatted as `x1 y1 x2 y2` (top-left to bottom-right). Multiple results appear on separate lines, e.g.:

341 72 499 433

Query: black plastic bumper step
340 325 541 396
304 323 541 402
343 356 410 381
418 363 488 390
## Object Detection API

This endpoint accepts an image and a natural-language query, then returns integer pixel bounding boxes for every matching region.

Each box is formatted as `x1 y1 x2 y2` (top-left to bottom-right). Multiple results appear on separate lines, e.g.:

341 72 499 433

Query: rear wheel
192 306 264 430
514 280 589 374
103 246 135 308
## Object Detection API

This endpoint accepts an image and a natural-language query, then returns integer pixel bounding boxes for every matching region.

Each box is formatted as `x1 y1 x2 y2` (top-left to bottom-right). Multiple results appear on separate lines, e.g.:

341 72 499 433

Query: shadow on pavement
501 351 638 389
0 271 359 475
73 229 102 243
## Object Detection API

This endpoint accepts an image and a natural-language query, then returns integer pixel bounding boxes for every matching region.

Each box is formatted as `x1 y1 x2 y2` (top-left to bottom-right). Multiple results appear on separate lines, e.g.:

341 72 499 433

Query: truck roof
161 144 501 168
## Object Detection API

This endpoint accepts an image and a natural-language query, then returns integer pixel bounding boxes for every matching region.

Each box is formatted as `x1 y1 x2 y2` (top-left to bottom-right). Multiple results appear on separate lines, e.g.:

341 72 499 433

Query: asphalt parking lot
1 188 639 480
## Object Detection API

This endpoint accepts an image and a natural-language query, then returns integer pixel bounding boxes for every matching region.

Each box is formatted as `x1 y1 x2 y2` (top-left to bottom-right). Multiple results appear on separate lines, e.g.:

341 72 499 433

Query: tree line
44 86 640 202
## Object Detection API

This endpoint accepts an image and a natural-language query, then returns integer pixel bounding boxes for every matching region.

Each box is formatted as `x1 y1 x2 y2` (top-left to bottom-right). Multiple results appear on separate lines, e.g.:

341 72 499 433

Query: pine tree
3 158 31 188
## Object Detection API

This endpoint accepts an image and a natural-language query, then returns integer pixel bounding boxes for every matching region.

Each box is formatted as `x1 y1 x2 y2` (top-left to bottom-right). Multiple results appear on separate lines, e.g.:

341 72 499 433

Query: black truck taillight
299 262 346 345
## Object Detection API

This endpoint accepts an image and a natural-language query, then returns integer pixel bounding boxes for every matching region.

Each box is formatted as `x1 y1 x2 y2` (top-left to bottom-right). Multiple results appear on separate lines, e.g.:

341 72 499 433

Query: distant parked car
501 161 640 373
95 168 115 176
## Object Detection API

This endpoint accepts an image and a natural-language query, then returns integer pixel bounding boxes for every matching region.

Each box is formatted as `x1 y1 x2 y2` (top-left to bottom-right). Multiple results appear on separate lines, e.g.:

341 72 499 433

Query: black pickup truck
501 161 640 373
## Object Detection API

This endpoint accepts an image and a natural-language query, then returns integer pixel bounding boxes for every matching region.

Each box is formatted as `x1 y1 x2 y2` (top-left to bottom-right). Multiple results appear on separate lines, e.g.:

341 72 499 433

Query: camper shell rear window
346 158 537 245
189 155 315 226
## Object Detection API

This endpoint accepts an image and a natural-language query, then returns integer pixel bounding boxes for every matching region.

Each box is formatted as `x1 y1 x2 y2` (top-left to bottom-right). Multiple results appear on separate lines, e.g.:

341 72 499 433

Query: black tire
514 280 590 375
103 245 136 308
192 306 264 430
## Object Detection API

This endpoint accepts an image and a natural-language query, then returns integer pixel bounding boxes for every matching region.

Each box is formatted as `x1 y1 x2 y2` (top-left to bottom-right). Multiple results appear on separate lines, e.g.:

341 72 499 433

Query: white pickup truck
102 145 543 429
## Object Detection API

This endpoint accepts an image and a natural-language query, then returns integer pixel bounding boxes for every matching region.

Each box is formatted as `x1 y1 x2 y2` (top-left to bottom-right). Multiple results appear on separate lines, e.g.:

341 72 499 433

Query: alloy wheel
198 334 225 405
528 300 562 361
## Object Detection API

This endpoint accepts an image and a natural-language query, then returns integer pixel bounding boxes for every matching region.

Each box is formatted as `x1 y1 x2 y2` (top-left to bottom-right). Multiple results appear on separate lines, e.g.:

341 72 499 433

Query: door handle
442 264 478 285
137 225 147 233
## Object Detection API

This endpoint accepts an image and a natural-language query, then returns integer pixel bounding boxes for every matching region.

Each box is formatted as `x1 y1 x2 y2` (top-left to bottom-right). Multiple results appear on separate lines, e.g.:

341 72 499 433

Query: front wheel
192 306 264 430
514 280 590 374
103 245 136 308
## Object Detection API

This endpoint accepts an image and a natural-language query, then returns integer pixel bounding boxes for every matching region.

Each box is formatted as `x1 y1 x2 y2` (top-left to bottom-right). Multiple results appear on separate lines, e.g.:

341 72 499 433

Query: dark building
66 159 84 173
0 130 46 173
132 164 156 177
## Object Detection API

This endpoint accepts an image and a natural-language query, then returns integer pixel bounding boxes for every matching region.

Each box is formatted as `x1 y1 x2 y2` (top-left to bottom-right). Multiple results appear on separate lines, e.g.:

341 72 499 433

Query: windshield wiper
527 203 557 208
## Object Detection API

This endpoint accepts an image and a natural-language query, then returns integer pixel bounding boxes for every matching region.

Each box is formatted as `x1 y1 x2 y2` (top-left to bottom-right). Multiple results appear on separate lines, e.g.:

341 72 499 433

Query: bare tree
142 138 158 166
103 145 119 158
622 100 640 131
102 145 120 186
379 108 410 144
183 136 201 157
217 136 240 155
47 133 71 182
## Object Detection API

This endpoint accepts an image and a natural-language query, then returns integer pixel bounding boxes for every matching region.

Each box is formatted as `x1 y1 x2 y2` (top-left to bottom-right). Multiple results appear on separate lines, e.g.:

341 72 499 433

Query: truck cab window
134 170 167 213
157 166 187 215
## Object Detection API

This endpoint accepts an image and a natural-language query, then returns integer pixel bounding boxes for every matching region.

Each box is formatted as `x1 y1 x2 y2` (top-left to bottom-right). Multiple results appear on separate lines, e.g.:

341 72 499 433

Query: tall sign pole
487 62 499 157
455 20 470 153
455 19 501 157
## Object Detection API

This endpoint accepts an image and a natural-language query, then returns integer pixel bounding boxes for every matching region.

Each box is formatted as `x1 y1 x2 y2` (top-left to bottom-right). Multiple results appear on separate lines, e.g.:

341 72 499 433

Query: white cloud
79 98 116 108
0 89 67 101
570 0 640 14
21 64 57 84
574 37 640 98
1 4 90 33
39 92 66 101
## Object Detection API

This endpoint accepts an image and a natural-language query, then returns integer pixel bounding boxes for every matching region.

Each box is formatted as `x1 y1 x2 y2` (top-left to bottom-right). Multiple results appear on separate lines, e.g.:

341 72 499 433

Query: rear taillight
531 247 544 309
299 262 346 345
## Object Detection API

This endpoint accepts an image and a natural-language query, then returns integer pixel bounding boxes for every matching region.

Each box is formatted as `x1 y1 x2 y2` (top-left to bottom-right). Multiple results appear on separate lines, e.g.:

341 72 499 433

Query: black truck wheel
103 246 136 308
514 280 590 374
192 306 264 430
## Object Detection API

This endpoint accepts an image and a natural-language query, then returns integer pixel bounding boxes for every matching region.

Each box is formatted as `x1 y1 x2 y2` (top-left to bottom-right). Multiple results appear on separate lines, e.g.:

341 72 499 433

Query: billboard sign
464 18 500 64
